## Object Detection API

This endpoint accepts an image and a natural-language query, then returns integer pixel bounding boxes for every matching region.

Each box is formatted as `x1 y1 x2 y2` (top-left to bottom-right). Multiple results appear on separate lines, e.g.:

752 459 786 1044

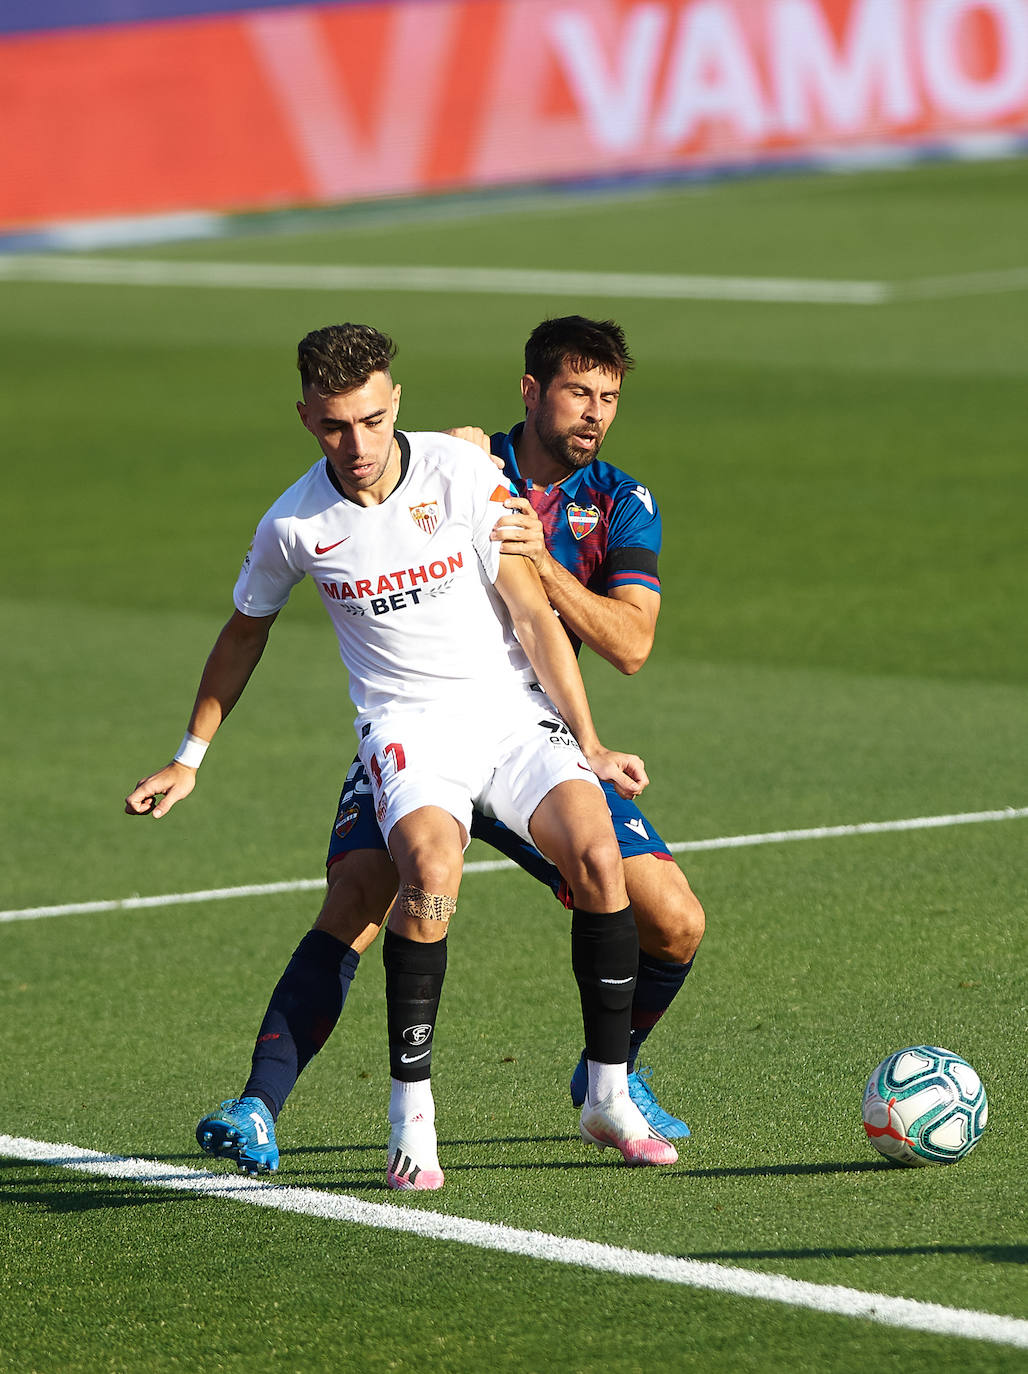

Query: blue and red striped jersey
491 423 661 653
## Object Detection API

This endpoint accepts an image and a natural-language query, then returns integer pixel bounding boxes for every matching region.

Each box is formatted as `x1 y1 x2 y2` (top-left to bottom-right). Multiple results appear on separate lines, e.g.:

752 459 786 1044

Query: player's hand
124 762 198 819
445 426 502 468
585 748 648 800
491 497 546 567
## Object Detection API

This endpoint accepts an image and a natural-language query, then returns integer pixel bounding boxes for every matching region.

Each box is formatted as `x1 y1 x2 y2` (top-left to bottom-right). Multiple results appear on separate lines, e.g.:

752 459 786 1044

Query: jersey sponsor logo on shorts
314 537 350 554
624 818 649 838
566 503 601 540
409 502 439 535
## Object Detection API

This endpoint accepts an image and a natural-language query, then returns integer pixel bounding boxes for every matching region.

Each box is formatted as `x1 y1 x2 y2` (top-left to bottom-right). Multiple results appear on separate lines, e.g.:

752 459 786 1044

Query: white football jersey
233 431 536 716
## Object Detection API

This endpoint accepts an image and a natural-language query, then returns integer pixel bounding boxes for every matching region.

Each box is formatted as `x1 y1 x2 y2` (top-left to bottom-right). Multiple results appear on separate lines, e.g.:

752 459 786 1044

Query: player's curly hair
524 316 634 394
297 323 397 396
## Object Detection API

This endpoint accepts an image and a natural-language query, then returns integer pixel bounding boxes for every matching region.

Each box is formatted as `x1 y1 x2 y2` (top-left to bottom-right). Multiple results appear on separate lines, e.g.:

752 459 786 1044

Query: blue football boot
569 1055 690 1139
196 1097 279 1174
569 1051 589 1109
627 1066 690 1139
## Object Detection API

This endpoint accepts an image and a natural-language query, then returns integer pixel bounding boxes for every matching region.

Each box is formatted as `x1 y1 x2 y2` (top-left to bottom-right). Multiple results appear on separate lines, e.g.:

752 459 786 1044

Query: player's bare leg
529 781 677 1166
381 808 464 1190
624 855 704 966
315 848 398 951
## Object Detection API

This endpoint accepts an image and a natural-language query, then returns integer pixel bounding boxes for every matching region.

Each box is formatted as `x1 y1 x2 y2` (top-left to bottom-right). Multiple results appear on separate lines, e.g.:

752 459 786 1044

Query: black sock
243 930 359 1119
629 951 693 1070
571 906 638 1065
384 928 447 1083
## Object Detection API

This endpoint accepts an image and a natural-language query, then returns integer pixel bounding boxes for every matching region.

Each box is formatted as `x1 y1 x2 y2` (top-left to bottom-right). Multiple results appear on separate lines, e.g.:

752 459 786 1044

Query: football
862 1045 988 1166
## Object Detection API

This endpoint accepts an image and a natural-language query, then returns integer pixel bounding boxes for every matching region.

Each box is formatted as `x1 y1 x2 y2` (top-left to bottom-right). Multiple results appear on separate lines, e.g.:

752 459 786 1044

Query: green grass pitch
1 156 1026 1372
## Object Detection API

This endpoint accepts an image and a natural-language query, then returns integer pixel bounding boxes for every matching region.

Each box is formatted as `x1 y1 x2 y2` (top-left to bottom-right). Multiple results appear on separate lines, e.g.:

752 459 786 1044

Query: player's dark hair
297 323 397 396
524 316 634 394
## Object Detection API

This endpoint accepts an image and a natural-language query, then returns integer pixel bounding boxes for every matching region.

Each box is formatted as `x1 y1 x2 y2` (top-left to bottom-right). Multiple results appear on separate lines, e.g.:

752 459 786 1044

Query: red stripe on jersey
608 571 661 593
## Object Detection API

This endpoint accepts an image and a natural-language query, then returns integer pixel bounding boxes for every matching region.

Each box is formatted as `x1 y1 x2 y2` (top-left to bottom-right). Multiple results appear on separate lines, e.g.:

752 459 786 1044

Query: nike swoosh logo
600 977 634 985
400 1048 431 1063
315 538 350 554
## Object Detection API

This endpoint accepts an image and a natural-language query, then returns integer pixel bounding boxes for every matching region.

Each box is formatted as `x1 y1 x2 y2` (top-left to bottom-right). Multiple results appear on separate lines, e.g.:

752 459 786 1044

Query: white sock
389 1076 436 1126
587 1061 628 1106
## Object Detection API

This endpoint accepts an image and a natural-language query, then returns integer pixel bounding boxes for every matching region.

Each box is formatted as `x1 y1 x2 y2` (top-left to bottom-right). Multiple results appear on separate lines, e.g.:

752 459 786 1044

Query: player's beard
534 413 605 472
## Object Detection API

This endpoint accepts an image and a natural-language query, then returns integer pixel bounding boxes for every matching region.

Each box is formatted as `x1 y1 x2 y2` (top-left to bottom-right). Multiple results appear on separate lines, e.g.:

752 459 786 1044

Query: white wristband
173 732 210 770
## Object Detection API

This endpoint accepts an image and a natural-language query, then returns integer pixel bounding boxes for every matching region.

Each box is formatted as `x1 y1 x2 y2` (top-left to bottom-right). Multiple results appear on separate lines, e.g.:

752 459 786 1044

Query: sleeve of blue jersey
604 477 662 596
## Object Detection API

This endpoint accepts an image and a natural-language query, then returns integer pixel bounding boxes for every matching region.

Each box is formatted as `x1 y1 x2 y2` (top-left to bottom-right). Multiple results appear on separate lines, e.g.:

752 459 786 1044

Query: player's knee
562 833 626 911
673 884 705 961
398 847 462 898
637 877 705 964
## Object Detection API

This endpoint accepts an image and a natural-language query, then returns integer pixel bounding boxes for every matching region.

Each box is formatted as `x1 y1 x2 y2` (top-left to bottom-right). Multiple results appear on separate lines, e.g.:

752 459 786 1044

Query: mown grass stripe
1 1134 1025 1349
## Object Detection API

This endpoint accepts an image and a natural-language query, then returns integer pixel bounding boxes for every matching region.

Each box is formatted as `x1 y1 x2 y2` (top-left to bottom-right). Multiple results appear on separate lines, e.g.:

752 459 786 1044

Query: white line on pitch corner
1 807 1024 925
1 1134 1025 1349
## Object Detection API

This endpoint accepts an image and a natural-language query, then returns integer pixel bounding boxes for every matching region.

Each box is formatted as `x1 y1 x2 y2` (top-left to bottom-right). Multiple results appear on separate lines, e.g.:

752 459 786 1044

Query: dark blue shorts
326 756 673 906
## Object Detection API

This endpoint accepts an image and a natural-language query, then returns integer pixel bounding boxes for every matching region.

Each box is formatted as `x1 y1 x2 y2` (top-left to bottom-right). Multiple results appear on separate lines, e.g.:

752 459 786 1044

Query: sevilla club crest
566 503 600 540
410 502 439 535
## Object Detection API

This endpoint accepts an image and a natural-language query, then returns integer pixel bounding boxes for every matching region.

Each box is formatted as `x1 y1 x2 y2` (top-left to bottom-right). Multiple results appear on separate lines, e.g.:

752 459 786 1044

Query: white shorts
355 689 602 852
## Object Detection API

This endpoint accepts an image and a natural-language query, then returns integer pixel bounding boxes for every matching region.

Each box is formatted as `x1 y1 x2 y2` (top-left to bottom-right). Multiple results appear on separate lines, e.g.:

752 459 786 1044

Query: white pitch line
1 807 1024 925
666 806 1028 853
0 255 889 303
1 1134 1024 1349
2 255 1027 303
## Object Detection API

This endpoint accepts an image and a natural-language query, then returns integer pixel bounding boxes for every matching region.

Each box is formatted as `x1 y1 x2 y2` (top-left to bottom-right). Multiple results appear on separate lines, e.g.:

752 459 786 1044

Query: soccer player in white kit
126 324 677 1187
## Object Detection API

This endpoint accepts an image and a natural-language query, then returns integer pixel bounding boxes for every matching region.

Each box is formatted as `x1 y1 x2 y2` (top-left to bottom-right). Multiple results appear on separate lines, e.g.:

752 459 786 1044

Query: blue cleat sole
196 1098 279 1174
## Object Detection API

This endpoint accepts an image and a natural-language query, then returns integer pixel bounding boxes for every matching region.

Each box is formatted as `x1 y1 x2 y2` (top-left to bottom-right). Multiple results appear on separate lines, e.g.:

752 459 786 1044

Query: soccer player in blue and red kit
193 316 706 1173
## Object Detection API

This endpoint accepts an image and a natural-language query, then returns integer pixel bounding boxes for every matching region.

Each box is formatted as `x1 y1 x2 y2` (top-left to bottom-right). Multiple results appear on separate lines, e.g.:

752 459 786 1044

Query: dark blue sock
243 930 360 1119
629 950 693 1071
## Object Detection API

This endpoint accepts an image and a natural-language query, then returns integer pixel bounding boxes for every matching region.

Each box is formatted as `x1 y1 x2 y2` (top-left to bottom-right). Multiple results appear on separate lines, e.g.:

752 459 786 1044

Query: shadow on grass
2 1144 900 1196
682 1242 1028 1264
1 1180 201 1211
4 1166 1025 1270
8 1149 1021 1264
113 1145 899 1175
674 1159 890 1179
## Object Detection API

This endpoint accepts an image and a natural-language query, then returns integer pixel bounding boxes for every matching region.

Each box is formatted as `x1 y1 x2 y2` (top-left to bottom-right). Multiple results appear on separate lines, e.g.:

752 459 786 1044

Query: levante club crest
566 503 600 540
410 502 440 535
